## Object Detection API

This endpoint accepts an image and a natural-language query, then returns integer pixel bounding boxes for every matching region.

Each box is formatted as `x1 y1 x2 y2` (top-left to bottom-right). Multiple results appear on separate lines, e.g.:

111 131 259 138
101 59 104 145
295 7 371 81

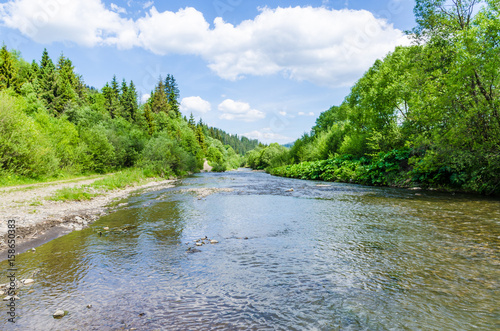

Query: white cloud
218 99 265 122
143 1 154 9
110 3 126 14
243 128 292 143
279 111 287 116
0 0 138 48
0 2 410 86
141 93 150 104
298 111 315 116
180 96 211 114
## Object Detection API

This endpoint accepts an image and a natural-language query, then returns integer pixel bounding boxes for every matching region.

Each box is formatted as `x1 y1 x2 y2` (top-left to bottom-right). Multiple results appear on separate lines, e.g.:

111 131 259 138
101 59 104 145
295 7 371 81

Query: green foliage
0 92 59 177
258 1 500 195
48 168 153 201
79 125 116 173
0 47 252 185
139 133 196 177
48 187 96 201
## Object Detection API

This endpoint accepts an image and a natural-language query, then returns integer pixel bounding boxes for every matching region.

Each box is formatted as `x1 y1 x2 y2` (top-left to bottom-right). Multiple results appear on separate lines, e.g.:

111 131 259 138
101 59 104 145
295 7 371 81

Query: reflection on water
1 169 499 330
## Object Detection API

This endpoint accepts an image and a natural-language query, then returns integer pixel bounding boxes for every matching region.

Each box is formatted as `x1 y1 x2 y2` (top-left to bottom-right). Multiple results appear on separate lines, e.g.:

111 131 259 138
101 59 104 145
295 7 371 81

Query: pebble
286 188 294 192
22 279 35 285
3 296 20 301
196 242 203 246
53 310 66 318
210 240 219 244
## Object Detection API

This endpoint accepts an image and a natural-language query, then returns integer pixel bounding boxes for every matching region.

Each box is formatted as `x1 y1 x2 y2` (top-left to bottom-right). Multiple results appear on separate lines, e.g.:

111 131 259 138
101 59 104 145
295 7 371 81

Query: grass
0 172 108 189
47 168 160 202
48 187 98 201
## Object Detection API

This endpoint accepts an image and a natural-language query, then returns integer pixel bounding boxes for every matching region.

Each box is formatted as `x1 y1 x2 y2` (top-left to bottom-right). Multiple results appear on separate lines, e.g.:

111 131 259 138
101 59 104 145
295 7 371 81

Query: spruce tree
0 45 18 91
38 49 57 111
151 77 169 114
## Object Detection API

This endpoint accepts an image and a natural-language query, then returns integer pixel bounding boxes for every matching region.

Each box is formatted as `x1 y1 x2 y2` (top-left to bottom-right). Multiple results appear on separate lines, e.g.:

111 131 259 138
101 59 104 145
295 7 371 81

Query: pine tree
128 81 138 120
38 49 57 111
0 45 18 91
188 113 196 130
165 74 180 116
101 76 124 118
27 60 39 83
150 77 169 114
111 75 120 100
119 79 138 121
143 103 156 135
53 53 78 113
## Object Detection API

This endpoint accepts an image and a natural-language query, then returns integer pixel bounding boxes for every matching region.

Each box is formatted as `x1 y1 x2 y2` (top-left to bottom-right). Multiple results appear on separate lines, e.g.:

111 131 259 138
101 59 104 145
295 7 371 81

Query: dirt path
0 175 175 255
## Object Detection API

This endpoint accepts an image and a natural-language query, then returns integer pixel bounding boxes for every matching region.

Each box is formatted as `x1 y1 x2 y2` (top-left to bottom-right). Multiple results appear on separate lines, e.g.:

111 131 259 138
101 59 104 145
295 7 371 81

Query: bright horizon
0 0 416 144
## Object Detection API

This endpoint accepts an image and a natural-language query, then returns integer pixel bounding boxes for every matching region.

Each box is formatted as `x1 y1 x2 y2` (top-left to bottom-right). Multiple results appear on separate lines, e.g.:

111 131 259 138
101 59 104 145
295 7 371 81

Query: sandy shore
0 176 175 258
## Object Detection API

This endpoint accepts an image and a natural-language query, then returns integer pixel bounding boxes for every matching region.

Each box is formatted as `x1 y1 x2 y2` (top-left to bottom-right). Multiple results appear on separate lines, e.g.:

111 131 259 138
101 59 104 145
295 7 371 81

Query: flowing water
1 169 499 330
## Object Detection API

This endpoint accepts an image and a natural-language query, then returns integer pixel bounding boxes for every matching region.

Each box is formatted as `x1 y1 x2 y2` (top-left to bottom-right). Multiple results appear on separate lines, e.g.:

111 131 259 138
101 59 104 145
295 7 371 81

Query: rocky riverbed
0 176 175 256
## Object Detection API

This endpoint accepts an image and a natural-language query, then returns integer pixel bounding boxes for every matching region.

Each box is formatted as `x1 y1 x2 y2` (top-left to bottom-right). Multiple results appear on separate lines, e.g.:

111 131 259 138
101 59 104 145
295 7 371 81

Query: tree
0 45 19 91
53 53 78 113
188 113 196 129
150 77 169 114
38 49 58 111
119 80 138 121
165 74 180 116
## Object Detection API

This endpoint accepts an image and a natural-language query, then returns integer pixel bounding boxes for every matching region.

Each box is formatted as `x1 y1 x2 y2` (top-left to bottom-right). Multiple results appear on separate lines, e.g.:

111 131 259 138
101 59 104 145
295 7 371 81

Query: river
1 169 499 330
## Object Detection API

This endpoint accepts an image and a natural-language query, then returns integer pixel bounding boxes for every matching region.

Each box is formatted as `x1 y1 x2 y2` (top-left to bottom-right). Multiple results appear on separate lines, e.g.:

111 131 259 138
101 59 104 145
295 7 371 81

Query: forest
0 46 259 185
245 0 500 195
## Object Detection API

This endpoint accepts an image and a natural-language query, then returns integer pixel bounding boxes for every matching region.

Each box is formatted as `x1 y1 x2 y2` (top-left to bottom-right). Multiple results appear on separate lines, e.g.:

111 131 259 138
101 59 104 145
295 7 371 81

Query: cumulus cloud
218 99 265 122
140 93 150 104
143 1 154 9
243 128 292 143
0 0 137 48
110 3 126 14
0 1 410 86
180 96 211 114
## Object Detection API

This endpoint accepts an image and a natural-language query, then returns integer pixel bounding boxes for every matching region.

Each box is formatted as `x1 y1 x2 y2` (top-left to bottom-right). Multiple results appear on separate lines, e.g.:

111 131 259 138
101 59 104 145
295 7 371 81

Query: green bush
80 125 116 173
140 133 196 177
0 92 59 177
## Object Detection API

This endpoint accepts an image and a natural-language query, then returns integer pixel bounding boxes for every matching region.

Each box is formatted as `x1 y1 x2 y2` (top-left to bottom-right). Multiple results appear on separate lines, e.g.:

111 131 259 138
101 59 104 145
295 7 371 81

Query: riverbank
0 174 175 258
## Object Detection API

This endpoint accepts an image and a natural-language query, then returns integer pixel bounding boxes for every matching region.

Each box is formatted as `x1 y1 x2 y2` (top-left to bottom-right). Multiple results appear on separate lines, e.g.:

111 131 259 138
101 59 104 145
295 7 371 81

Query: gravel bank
0 177 175 255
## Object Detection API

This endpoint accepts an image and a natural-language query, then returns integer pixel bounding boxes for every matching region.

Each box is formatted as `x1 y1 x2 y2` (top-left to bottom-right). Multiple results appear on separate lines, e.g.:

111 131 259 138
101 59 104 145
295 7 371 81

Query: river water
1 169 499 330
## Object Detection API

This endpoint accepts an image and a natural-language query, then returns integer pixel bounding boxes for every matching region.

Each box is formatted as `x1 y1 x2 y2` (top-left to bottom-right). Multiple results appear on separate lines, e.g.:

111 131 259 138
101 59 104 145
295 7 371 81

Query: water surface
1 169 499 330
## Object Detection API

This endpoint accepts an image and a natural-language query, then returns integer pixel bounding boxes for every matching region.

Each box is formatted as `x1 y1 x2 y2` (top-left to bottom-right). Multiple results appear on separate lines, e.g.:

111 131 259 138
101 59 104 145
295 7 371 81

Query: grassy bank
47 168 163 202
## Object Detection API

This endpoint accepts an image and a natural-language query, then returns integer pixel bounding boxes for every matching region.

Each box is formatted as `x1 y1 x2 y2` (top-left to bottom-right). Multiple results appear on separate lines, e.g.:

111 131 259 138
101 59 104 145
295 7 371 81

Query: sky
0 0 416 144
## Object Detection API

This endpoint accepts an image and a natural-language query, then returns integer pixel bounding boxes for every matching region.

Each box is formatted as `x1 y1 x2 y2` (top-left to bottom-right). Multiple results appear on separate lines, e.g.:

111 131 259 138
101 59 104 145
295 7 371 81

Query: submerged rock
186 247 201 253
4 295 20 301
22 279 34 285
53 310 66 318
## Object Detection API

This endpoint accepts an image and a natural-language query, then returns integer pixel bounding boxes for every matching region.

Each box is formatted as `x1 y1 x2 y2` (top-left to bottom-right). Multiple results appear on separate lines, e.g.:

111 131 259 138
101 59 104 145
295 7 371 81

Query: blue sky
0 0 416 144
